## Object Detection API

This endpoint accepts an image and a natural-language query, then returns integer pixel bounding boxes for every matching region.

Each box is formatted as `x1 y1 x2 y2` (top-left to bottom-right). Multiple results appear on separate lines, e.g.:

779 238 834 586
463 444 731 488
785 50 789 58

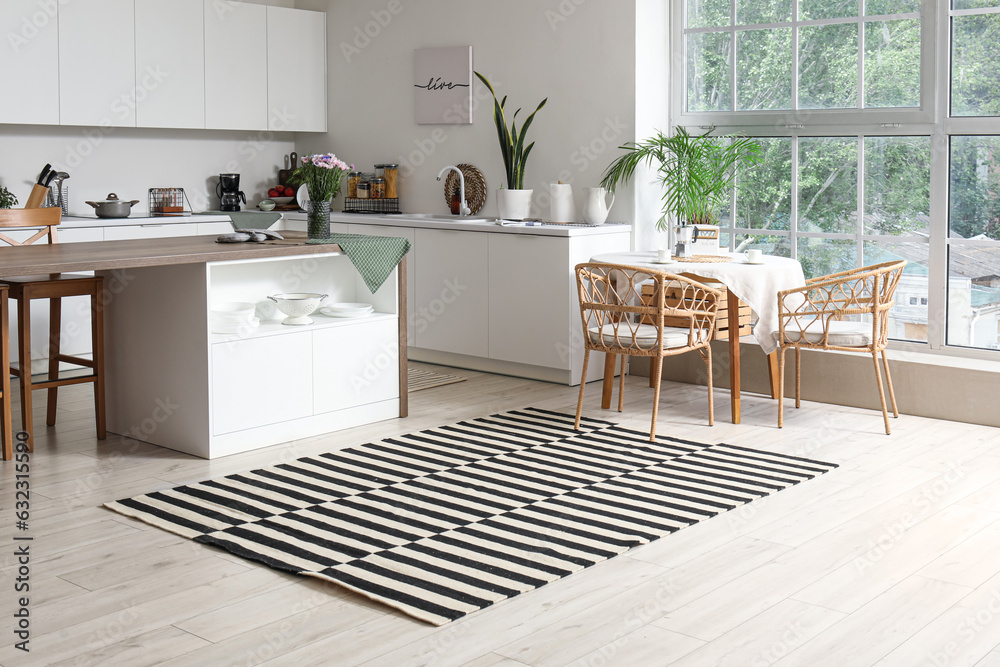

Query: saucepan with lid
85 193 141 218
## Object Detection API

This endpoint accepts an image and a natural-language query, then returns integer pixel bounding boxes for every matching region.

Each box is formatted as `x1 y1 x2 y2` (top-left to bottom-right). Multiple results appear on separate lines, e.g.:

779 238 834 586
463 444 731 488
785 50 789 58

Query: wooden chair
0 208 106 451
1 284 11 460
775 260 907 435
574 262 722 440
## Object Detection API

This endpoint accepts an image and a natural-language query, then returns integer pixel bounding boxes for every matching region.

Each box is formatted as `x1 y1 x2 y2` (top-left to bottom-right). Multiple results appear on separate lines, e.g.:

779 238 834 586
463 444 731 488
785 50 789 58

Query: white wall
295 0 639 223
0 0 296 216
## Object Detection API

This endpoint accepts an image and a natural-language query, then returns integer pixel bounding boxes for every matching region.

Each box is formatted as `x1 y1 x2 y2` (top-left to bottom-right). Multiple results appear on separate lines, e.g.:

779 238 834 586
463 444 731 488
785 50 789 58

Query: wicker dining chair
774 260 907 434
574 263 723 441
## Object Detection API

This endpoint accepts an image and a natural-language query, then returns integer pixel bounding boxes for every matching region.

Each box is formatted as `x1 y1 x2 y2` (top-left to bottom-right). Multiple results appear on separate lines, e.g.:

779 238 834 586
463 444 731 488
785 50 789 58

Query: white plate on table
742 259 766 265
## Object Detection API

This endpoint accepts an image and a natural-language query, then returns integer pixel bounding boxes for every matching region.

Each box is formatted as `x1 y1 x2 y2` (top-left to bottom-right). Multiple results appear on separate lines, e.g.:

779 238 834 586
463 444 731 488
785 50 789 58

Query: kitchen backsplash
0 124 295 216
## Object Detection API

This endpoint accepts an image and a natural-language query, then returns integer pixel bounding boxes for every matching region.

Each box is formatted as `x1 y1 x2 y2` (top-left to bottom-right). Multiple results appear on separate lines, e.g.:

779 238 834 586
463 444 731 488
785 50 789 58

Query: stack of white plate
211 302 261 334
321 302 375 318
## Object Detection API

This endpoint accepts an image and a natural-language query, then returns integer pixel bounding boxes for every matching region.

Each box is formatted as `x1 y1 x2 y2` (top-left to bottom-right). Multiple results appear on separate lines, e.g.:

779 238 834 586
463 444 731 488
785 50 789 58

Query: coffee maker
216 173 246 212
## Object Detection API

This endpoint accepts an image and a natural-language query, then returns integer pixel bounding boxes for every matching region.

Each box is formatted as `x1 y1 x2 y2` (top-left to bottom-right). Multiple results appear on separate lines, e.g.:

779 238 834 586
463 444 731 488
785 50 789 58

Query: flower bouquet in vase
292 153 352 240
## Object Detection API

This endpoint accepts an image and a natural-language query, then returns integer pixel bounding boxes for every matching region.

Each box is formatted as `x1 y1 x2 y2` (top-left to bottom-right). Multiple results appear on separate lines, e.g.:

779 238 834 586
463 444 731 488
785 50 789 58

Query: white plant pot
497 189 533 220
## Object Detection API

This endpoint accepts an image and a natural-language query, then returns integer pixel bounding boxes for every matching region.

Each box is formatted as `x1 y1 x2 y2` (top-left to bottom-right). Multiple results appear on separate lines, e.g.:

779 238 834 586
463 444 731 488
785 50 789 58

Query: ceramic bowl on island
268 293 328 325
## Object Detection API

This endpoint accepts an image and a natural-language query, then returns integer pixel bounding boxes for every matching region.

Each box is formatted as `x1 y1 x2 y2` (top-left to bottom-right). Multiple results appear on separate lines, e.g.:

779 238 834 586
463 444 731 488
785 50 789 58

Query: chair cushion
589 323 696 349
773 319 873 347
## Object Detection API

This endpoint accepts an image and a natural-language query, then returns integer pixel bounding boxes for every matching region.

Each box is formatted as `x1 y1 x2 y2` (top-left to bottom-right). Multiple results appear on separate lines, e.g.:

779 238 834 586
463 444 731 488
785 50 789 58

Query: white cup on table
746 248 762 263
657 249 671 263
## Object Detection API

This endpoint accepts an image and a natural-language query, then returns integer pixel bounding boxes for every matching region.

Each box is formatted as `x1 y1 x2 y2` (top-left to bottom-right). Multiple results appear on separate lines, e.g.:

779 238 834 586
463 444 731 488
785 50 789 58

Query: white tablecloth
589 251 806 354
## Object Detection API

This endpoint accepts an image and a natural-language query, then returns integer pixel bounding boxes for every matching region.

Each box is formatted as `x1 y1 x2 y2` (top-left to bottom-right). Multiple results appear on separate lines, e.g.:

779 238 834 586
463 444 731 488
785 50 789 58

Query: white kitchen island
0 234 407 459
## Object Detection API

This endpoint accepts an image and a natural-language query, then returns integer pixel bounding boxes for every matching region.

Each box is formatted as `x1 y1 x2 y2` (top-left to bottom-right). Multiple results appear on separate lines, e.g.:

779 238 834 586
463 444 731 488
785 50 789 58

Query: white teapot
582 187 615 225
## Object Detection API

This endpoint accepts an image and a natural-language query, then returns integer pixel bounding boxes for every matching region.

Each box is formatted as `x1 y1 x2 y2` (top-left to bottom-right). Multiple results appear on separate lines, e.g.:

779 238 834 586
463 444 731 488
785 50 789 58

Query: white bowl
268 293 327 325
212 302 257 322
212 317 261 335
270 196 294 206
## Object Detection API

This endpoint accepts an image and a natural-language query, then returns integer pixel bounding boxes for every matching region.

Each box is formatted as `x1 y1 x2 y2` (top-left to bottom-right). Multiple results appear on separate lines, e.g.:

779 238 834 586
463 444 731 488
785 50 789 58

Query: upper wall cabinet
0 1 326 132
0 0 60 125
205 1 269 131
135 0 206 129
267 7 327 133
59 0 137 127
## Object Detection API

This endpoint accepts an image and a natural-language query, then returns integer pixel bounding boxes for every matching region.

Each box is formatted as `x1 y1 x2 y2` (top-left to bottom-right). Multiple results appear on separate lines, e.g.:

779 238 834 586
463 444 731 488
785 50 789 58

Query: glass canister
370 177 386 199
382 164 399 198
357 180 370 199
347 171 361 198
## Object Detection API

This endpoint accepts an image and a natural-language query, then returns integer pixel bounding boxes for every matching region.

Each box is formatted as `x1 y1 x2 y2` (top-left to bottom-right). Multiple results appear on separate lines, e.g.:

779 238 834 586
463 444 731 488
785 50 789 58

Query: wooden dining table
589 250 807 424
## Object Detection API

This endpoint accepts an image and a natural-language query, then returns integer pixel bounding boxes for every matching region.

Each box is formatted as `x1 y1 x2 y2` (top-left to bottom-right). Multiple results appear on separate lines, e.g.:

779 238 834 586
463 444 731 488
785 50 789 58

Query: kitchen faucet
436 166 471 216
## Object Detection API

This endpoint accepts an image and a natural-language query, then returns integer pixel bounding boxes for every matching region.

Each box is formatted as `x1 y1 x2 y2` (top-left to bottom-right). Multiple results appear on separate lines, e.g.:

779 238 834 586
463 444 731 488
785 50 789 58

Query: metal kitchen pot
85 193 140 218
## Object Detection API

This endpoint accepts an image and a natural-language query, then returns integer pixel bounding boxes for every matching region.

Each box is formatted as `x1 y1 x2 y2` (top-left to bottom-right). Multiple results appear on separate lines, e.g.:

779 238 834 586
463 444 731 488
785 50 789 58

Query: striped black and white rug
407 367 467 392
105 408 837 626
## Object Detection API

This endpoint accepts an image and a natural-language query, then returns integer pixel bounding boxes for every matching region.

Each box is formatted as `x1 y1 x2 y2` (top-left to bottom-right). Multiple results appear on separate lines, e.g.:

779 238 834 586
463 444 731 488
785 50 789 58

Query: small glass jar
370 177 386 199
347 171 361 198
357 181 371 199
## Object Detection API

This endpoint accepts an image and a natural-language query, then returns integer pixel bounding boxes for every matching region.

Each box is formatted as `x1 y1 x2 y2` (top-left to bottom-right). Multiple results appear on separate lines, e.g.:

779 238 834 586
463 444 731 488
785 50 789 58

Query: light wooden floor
2 362 1000 667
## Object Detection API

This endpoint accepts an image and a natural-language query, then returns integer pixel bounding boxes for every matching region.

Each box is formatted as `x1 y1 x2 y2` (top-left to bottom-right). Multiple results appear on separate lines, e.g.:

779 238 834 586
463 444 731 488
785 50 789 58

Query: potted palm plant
474 72 547 220
601 127 762 251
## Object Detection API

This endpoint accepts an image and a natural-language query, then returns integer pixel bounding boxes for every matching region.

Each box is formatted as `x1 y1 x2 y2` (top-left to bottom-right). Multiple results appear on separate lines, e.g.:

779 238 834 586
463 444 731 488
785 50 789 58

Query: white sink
385 213 492 223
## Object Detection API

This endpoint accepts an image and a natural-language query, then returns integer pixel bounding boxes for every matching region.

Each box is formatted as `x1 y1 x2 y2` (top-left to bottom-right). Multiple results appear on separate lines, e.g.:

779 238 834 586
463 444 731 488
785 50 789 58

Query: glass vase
307 199 331 240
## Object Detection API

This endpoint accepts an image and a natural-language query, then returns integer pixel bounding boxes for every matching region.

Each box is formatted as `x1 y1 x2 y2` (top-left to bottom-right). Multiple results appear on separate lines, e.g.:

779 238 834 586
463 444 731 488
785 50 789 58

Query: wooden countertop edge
0 235 344 276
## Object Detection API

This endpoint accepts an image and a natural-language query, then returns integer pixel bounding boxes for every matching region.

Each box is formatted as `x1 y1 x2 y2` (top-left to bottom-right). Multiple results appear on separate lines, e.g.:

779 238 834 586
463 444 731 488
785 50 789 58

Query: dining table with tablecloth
588 250 807 423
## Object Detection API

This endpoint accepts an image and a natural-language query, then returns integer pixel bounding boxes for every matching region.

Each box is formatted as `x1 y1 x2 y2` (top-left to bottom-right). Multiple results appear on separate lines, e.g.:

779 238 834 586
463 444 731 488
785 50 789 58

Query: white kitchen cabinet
135 0 205 129
205 0 268 131
212 332 313 435
104 223 200 241
348 224 416 340
267 6 327 132
0 0 60 125
414 228 489 357
489 234 572 370
198 222 236 236
59 0 136 127
313 319 399 414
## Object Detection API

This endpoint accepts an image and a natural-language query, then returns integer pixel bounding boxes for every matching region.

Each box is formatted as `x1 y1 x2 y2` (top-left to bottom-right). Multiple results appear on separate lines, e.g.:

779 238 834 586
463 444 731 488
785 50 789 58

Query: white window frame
668 0 1000 360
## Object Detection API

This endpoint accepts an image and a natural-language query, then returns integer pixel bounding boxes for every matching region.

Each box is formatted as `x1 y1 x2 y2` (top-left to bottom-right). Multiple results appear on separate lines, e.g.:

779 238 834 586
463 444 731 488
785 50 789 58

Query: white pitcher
582 187 614 225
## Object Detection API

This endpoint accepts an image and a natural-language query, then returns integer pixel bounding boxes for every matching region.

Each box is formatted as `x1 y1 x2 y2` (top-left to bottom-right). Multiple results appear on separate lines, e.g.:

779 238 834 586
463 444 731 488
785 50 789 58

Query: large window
674 1 1000 353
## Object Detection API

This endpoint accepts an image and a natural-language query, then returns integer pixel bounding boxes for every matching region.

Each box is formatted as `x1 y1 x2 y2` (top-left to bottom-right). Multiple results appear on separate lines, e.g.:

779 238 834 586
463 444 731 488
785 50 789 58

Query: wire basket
148 188 193 215
44 185 69 216
342 197 401 214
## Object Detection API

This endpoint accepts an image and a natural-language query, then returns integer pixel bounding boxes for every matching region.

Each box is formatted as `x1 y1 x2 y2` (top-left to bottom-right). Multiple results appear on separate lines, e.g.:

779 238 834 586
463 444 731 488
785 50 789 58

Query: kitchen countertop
0 232 341 276
282 211 632 237
58 212 236 228
48 211 633 237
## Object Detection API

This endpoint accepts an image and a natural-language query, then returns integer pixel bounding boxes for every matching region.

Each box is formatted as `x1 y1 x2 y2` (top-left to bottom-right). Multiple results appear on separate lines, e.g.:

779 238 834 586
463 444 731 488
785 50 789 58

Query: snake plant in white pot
475 72 547 220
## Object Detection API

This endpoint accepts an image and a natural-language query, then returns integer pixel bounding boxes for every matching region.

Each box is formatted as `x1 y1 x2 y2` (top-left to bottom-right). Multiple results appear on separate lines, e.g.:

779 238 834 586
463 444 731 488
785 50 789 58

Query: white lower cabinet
488 234 572 370
414 228 489 357
212 332 313 436
104 223 200 241
313 319 399 413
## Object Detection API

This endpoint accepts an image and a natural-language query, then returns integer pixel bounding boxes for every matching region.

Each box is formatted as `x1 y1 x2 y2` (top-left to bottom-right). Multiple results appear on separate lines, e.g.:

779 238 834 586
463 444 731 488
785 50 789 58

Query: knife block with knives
26 163 56 209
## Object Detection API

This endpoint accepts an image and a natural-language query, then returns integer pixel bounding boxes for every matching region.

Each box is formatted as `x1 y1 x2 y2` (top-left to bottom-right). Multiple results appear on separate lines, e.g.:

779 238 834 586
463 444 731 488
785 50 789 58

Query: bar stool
0 208 106 451
1 284 11 460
